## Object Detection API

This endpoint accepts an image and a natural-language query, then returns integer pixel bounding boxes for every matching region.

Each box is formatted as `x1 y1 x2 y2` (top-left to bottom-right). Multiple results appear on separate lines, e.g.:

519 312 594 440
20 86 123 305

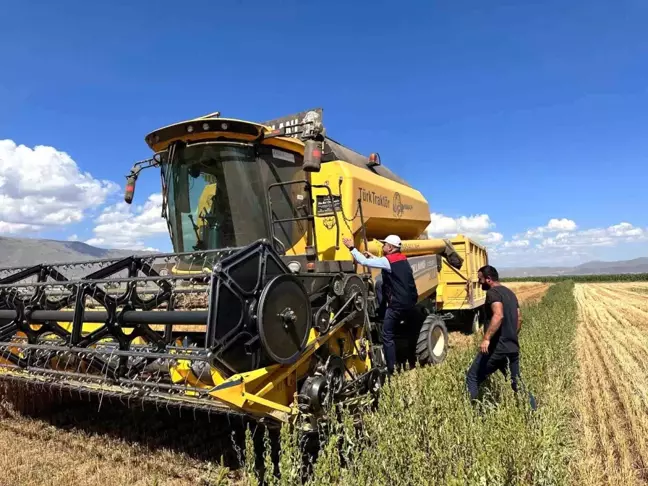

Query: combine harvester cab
0 108 484 427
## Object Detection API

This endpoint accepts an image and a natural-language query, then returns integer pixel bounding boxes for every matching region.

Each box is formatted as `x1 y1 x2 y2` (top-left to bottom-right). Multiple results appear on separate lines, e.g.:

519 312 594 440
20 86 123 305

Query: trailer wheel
416 315 448 365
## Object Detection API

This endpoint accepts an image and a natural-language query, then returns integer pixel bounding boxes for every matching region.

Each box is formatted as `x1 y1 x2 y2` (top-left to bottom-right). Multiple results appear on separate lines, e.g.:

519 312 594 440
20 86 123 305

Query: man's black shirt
484 285 520 353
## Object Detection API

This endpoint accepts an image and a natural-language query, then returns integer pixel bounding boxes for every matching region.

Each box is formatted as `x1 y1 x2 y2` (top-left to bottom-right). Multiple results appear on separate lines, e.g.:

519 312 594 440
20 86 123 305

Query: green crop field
242 281 580 486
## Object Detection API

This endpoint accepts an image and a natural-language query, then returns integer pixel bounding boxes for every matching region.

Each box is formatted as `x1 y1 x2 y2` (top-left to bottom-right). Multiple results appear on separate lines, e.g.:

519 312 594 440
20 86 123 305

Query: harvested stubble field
573 282 648 485
1 280 647 485
505 281 552 304
0 387 244 486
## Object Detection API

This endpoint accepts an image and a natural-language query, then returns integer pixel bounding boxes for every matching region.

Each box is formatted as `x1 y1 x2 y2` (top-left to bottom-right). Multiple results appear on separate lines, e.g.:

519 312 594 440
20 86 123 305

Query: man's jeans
465 349 537 410
374 275 386 319
382 307 409 374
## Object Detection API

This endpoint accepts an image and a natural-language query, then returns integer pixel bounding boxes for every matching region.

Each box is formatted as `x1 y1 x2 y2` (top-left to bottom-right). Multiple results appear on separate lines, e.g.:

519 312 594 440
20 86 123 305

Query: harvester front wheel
415 315 448 365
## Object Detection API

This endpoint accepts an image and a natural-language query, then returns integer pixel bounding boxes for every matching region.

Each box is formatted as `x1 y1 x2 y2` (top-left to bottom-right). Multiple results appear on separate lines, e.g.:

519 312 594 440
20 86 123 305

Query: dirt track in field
573 283 648 485
505 281 552 304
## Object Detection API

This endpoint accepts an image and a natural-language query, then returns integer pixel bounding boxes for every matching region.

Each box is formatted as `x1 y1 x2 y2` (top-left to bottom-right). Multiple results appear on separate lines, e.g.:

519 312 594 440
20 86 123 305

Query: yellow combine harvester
0 108 488 426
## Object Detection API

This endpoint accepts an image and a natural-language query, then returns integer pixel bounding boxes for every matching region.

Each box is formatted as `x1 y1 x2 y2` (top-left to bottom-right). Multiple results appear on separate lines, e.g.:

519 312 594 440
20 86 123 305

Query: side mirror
303 140 322 172
123 151 167 204
124 174 138 204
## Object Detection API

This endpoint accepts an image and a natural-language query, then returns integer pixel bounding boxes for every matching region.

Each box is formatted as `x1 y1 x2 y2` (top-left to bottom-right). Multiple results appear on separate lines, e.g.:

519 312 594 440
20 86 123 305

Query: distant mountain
0 236 151 269
499 257 648 278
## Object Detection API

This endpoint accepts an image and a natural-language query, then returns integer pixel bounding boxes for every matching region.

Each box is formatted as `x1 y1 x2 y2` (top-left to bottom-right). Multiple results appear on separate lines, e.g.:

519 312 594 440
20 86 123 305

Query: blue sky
0 0 647 267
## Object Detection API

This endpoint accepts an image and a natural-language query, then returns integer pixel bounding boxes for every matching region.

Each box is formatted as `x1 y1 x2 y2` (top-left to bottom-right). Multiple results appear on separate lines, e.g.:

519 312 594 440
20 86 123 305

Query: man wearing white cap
342 234 418 375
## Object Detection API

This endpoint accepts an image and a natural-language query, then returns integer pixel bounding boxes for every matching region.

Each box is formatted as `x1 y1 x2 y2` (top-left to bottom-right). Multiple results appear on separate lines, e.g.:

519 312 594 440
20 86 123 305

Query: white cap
378 235 402 248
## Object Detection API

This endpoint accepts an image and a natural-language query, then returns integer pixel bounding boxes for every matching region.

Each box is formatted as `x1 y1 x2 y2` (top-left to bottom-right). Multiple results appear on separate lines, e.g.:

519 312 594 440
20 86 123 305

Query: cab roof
144 115 296 152
145 109 412 188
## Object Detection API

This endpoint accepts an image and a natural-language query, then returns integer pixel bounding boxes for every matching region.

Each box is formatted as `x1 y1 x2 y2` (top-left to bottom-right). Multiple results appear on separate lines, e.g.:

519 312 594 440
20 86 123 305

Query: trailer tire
416 315 448 365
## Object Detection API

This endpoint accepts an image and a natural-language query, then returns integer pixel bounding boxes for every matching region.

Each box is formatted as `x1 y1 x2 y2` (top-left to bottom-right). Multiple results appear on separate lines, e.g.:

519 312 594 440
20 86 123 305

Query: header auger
0 108 486 428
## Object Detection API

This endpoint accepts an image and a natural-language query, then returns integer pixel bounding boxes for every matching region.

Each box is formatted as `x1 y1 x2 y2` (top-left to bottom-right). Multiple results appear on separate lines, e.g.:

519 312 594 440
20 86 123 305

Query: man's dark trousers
382 307 406 375
374 276 387 320
466 349 537 410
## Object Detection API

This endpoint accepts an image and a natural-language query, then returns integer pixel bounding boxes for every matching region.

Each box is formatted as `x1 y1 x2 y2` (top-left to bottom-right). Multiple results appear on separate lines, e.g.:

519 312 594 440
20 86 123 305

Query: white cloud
479 232 504 244
547 218 577 232
493 221 648 267
537 222 647 250
426 212 503 246
427 213 492 235
86 193 168 250
0 222 42 234
426 212 647 267
520 218 577 239
0 140 118 233
503 239 530 248
67 234 79 241
608 222 643 238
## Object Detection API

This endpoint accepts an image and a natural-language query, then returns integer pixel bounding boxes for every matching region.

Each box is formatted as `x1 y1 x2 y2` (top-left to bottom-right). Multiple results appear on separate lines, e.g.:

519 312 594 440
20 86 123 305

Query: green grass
243 281 580 485
502 273 648 283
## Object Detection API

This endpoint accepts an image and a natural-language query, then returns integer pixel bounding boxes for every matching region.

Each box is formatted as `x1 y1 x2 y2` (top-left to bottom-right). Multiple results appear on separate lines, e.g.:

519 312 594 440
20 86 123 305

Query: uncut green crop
243 282 579 486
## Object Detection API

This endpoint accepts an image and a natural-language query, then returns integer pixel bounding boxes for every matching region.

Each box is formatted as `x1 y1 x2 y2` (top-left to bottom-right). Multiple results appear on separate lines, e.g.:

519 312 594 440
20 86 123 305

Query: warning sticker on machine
316 195 342 215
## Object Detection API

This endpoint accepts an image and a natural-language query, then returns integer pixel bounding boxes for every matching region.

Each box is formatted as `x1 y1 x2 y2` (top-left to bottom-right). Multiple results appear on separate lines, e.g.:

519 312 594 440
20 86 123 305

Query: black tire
415 315 449 365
